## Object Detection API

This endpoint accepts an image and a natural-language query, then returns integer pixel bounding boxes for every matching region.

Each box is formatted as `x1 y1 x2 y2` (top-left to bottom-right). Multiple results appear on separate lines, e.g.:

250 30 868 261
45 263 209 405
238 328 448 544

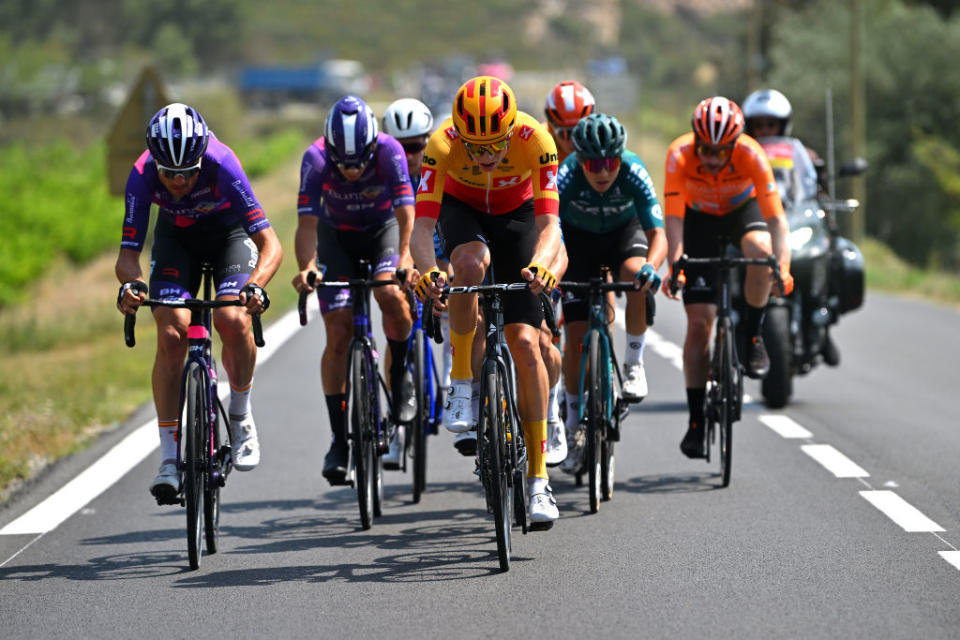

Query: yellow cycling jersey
415 112 560 219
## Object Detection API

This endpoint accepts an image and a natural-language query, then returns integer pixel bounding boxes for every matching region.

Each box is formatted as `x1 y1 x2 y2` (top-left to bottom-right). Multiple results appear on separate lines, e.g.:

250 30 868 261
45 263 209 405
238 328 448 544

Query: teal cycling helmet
571 113 626 158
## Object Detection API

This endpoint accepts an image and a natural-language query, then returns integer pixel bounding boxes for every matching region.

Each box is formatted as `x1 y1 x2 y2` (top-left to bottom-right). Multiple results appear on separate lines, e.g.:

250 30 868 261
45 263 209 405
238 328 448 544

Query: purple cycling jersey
297 132 415 231
121 134 271 252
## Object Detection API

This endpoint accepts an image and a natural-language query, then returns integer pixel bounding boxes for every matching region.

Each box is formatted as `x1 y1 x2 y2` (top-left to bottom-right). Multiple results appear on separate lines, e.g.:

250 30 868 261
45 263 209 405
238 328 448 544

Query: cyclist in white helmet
743 88 822 166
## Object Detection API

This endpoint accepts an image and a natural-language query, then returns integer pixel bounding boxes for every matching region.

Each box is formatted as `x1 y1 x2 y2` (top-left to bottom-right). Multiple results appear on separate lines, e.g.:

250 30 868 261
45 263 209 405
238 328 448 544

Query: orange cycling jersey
415 112 560 219
663 132 783 220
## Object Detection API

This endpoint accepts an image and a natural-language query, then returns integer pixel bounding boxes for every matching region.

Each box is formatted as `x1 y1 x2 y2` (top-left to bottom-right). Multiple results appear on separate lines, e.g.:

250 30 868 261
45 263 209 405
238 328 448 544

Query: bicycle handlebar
426 282 560 342
669 253 783 296
124 298 264 348
297 268 407 326
557 280 641 294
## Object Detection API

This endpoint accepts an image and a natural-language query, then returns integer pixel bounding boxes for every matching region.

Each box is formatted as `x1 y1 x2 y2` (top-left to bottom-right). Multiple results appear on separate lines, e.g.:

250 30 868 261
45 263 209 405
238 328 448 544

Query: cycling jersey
541 121 571 163
415 112 559 219
298 132 415 231
557 150 664 234
122 134 271 252
663 132 783 220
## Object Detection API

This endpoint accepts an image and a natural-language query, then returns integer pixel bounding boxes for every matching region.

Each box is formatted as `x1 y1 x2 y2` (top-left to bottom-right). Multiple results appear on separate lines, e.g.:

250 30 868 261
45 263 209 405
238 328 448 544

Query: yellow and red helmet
692 96 744 146
544 80 596 128
451 76 518 144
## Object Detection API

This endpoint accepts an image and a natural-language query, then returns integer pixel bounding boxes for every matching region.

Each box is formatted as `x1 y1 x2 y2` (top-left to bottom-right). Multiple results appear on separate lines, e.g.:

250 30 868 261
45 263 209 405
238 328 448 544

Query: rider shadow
617 473 722 494
629 399 690 414
0 550 193 581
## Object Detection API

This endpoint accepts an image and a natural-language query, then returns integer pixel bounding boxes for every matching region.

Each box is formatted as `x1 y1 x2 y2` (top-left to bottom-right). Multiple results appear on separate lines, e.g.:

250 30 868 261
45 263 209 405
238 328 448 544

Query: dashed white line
801 444 870 478
860 490 945 533
759 414 813 439
938 551 960 571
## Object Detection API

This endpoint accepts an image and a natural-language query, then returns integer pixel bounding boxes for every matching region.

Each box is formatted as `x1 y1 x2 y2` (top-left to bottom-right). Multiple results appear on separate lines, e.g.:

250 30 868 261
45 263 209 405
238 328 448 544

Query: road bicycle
404 293 444 503
123 263 265 570
298 261 399 529
557 270 638 513
670 250 782 487
426 276 558 572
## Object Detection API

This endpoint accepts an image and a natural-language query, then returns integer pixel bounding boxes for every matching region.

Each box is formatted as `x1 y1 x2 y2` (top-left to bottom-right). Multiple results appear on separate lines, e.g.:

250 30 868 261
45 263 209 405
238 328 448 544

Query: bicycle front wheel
718 322 734 487
482 368 512 572
204 398 222 554
586 331 603 514
348 347 375 530
412 329 427 503
184 362 206 570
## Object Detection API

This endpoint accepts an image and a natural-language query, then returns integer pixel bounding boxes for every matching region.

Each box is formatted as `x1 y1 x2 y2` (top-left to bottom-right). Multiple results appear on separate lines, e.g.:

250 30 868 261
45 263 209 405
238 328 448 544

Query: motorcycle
756 136 867 408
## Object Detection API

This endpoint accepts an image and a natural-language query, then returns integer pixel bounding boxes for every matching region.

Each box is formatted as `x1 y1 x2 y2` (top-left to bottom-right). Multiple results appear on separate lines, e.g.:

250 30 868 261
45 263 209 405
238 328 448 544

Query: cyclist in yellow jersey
411 76 563 525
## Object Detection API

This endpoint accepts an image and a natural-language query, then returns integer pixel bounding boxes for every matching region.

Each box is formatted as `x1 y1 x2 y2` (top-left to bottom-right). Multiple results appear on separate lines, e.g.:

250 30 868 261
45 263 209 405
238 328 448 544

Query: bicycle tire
204 397 221 554
586 331 603 514
349 347 375 530
483 368 511 571
184 362 205 570
412 329 427 503
718 321 734 487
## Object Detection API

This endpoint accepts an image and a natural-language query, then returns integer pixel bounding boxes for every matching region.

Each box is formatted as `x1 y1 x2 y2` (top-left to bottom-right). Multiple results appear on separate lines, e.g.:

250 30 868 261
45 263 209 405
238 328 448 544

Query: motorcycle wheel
761 304 793 408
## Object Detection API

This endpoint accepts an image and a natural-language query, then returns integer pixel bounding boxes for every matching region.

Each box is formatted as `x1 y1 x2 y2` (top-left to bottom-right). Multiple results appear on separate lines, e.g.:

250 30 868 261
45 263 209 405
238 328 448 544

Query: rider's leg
505 323 549 479
215 303 262 470
620 256 651 400
742 229 775 378
540 320 566 463
562 319 588 428
444 242 488 432
681 303 714 458
152 307 191 462
373 275 413 415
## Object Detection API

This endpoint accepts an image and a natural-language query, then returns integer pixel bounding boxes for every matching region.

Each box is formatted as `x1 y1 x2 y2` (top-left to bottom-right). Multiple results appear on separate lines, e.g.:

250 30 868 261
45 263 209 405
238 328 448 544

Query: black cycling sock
686 387 706 425
744 304 766 339
388 338 408 389
324 393 347 445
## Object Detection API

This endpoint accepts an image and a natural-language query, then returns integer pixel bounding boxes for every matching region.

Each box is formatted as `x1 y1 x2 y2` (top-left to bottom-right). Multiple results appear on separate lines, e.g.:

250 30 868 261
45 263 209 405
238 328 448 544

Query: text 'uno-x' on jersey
121 133 271 252
557 150 664 234
297 132 414 231
663 132 784 220
415 112 560 219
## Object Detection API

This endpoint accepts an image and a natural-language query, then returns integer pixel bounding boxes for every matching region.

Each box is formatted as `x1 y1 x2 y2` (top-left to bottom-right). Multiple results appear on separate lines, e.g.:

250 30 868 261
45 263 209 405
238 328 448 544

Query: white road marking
860 490 945 533
645 329 684 371
801 444 870 478
759 414 813 439
0 307 308 537
939 551 960 571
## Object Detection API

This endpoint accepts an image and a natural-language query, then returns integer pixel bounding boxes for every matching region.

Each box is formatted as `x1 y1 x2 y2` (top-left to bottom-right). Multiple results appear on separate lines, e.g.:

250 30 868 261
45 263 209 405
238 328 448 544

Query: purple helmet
324 95 379 168
145 103 209 168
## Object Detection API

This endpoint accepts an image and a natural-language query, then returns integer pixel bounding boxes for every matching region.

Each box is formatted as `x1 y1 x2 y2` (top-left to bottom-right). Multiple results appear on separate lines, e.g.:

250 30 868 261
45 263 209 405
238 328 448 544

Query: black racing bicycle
670 251 782 487
298 261 400 530
123 263 265 570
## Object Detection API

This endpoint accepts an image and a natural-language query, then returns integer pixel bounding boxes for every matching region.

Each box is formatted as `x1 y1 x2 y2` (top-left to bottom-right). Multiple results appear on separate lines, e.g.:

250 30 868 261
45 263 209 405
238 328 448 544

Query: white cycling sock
624 333 646 366
547 380 561 422
564 391 580 431
158 419 178 461
229 378 253 417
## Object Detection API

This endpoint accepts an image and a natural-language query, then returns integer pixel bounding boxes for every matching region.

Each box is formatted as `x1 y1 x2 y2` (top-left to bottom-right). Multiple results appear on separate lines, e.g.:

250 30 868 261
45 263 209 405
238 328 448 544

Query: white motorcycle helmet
382 98 434 139
743 89 793 137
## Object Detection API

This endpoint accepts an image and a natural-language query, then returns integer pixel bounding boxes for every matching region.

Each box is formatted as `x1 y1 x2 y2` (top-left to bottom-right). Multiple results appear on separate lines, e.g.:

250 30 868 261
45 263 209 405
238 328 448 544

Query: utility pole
849 0 866 242
747 0 763 90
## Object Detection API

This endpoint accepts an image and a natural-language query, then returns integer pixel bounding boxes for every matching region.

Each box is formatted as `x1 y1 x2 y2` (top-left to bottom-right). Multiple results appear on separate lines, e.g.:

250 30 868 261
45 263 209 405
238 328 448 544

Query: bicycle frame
408 296 442 435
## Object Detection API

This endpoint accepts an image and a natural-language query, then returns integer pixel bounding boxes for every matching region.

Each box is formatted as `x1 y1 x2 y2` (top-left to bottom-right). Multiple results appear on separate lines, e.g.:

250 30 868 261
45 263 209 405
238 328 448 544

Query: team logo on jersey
298 194 310 206
419 169 435 193
540 167 558 192
444 127 458 140
361 185 385 199
232 180 256 208
122 226 137 239
245 207 265 222
539 152 558 165
517 125 535 141
496 175 522 188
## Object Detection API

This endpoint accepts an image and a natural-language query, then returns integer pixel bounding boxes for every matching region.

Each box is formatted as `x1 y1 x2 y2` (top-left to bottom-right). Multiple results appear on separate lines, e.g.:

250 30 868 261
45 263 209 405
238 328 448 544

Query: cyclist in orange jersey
662 96 793 459
411 76 563 525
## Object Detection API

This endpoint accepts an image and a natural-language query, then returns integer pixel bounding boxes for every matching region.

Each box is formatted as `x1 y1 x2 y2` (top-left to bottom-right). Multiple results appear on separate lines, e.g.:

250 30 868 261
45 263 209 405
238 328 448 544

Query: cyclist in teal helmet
556 113 667 474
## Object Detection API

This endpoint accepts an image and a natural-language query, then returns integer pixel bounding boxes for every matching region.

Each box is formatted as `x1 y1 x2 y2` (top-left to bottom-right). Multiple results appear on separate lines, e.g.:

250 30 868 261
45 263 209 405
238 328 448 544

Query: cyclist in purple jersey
115 103 282 504
292 95 417 485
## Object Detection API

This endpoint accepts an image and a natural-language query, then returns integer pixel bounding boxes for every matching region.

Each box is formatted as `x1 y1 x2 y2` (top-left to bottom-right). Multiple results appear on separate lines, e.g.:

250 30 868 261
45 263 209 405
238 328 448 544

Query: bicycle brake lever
124 313 136 348
540 292 560 338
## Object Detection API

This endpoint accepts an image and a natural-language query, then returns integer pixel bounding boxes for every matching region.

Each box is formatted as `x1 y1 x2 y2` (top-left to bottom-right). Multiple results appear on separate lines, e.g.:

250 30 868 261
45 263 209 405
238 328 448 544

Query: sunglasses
581 157 621 173
400 139 427 154
463 137 510 157
336 160 368 171
695 141 735 161
157 160 201 179
553 124 575 141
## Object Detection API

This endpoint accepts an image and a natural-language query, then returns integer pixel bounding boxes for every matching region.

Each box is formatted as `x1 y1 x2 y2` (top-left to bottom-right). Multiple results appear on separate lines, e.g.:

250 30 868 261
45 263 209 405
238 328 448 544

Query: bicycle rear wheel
718 322 734 487
482 368 511 572
204 398 222 554
586 331 603 514
411 330 427 503
184 362 205 570
348 347 375 530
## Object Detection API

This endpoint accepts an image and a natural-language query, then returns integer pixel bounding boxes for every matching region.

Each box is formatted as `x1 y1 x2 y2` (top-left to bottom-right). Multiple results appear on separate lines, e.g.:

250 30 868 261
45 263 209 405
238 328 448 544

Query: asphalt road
1 290 958 639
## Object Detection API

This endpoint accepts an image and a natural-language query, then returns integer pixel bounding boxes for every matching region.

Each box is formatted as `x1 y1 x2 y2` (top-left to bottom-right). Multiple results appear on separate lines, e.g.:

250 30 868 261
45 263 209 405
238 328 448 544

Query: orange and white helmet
544 80 596 129
692 96 744 146
451 76 517 144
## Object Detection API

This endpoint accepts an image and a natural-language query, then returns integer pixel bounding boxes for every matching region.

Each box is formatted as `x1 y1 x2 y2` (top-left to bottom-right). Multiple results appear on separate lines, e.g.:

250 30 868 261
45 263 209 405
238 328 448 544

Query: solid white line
939 551 960 571
0 307 307 537
645 329 684 371
801 444 870 478
759 414 813 439
860 490 945 533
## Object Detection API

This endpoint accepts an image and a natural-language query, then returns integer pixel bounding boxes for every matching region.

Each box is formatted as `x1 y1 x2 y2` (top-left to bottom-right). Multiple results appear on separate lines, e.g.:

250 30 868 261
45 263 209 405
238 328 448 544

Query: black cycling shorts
149 215 257 299
681 198 768 305
315 217 400 314
436 195 542 328
561 217 649 323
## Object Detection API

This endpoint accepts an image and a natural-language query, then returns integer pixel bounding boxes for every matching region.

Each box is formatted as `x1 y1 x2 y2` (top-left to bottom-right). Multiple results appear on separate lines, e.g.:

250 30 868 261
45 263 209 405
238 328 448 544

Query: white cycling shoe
150 459 180 505
545 416 568 467
443 381 474 433
529 481 559 527
621 363 648 401
382 425 405 470
230 414 260 471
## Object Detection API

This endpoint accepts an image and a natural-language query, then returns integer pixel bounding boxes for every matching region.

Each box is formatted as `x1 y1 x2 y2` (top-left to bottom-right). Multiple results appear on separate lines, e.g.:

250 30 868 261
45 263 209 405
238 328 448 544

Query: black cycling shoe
745 335 770 379
822 332 840 367
680 422 707 459
322 442 350 486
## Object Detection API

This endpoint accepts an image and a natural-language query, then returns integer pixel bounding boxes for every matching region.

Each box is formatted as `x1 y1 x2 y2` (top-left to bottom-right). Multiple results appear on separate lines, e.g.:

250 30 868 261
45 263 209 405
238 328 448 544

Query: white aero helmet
382 98 434 138
742 89 793 136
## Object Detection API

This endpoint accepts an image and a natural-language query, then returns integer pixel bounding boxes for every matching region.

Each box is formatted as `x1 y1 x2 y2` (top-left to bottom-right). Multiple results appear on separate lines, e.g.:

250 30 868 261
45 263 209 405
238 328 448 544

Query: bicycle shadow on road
617 473 723 494
0 550 195 581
